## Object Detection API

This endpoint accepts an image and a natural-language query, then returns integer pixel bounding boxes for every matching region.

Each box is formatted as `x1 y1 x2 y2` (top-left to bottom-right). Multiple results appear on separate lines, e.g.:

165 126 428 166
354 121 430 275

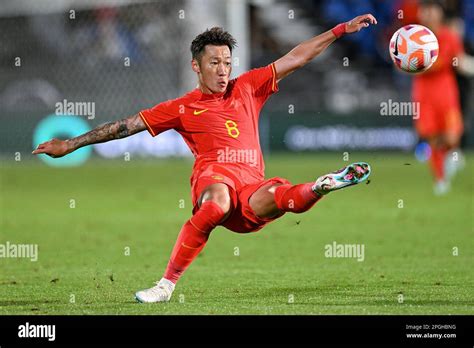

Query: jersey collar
195 88 227 101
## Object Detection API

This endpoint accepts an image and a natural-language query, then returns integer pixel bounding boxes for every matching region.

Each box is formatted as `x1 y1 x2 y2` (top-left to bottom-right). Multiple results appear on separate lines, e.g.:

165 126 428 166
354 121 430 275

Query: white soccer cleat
135 278 175 303
312 162 371 195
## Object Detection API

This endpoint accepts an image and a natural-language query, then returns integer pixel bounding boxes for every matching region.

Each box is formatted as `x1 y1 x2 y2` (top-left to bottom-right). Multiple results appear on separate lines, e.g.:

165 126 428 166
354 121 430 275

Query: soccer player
415 0 474 194
32 14 376 302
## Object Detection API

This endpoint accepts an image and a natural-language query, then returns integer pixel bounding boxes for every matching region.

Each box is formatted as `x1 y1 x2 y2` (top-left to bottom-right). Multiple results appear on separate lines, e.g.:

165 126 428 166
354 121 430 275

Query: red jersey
139 63 278 187
412 26 464 107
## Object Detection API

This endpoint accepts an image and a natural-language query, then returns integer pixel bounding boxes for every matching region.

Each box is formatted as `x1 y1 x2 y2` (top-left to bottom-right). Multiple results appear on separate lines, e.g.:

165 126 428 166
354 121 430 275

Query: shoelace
147 283 170 299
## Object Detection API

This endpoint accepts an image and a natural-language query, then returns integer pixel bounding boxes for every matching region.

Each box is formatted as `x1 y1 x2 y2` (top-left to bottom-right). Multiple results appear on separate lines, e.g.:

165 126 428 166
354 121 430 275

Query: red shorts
415 101 463 139
191 164 290 233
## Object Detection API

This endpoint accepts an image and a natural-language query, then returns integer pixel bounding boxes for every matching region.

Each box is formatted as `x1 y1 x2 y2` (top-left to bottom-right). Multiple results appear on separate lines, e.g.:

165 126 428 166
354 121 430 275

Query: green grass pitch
0 152 473 314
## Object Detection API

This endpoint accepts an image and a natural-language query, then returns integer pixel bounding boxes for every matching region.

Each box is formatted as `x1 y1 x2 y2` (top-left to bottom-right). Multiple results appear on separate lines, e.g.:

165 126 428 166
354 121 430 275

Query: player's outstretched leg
135 184 230 303
312 162 371 195
254 162 372 219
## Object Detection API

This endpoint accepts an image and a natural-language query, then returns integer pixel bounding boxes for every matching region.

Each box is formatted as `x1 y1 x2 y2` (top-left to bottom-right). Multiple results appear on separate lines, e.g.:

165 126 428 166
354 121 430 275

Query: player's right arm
273 14 377 82
32 113 146 158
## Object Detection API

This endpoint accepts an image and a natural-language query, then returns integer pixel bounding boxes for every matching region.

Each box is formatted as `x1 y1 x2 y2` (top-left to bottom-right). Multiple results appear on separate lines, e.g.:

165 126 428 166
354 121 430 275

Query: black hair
190 27 237 63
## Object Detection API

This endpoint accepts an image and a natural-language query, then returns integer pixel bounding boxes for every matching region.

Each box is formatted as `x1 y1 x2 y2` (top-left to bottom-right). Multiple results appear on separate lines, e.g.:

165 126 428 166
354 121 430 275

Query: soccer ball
389 24 439 73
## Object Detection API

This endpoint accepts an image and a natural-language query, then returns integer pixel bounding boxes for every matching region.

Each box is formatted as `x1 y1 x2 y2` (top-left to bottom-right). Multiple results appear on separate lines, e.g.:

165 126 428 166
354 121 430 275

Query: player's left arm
273 14 377 82
449 29 474 76
457 54 474 76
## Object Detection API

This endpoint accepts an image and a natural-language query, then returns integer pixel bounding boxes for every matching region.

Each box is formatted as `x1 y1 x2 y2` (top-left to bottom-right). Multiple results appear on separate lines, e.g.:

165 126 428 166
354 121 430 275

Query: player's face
193 45 232 94
418 5 443 29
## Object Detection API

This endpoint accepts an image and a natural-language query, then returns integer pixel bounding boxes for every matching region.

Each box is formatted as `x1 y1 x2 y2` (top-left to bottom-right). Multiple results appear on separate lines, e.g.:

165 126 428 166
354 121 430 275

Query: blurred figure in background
413 0 474 195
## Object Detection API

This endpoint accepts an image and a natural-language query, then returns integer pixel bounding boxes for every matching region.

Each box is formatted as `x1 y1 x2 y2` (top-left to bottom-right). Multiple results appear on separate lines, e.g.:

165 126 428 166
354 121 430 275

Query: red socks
430 147 447 181
274 183 323 213
163 201 225 284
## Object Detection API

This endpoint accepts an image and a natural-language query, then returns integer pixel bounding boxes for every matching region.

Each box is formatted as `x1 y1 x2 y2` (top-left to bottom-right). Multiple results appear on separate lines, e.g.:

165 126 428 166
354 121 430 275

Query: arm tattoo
67 114 146 151
117 120 130 138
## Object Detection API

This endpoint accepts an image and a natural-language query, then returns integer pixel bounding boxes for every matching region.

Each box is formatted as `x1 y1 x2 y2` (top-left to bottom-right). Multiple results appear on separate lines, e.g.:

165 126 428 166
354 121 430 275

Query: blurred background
1 0 473 316
0 0 473 163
